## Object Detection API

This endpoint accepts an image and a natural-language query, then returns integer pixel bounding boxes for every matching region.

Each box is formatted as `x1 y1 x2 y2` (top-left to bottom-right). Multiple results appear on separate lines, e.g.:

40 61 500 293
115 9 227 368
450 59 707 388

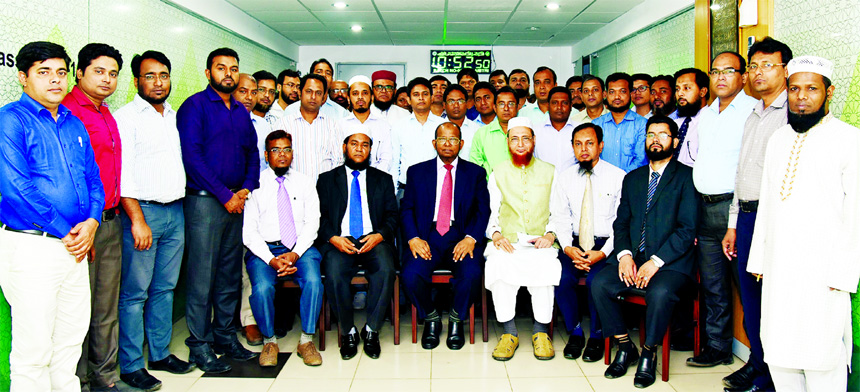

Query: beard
653 102 676 117
210 78 237 94
572 102 585 111
139 87 170 105
646 142 675 161
676 99 702 118
344 153 371 171
280 91 299 105
272 166 289 177
353 106 369 114
578 159 595 172
511 150 534 167
253 102 271 114
607 101 629 113
788 104 827 133
373 98 392 111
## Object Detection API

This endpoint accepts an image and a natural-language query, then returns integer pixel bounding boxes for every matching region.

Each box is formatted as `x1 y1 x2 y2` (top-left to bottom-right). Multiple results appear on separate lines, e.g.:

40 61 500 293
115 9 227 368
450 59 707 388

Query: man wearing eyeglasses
441 84 479 161
266 69 300 126
341 75 393 175
370 70 410 125
687 51 758 369
631 73 653 118
233 73 271 171
329 80 350 110
470 86 520 177
400 122 490 350
252 70 278 121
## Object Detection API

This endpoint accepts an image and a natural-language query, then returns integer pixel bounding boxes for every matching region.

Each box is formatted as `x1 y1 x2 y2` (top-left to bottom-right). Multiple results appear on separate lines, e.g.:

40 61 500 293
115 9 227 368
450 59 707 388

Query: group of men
0 35 857 392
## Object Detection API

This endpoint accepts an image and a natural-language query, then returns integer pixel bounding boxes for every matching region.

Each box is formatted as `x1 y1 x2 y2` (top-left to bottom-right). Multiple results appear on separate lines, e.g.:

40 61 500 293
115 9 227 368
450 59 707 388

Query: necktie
276 177 297 249
436 164 454 236
578 171 595 251
639 171 660 253
349 170 363 238
673 116 692 159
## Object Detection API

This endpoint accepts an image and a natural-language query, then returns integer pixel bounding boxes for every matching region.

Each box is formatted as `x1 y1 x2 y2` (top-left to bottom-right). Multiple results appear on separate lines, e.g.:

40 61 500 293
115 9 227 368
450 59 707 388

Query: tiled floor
113 315 741 392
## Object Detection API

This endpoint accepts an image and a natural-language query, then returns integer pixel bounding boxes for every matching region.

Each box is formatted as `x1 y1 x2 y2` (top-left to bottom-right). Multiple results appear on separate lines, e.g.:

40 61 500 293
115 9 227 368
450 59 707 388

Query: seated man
317 124 398 360
485 117 561 361
401 122 490 350
243 130 324 368
592 116 698 388
551 123 625 362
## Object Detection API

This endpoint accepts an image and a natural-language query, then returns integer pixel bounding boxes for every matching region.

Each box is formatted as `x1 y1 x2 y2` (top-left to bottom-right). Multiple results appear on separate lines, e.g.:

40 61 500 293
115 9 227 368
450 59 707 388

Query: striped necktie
276 176 297 249
639 171 660 253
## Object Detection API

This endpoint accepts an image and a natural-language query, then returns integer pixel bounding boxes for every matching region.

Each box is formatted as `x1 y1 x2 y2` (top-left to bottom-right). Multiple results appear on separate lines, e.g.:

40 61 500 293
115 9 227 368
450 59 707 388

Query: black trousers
697 197 738 352
591 260 692 347
183 194 244 351
322 240 397 331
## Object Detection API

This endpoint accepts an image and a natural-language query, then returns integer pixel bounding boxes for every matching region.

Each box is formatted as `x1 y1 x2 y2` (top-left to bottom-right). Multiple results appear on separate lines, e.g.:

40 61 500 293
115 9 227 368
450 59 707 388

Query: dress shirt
285 97 348 120
534 116 582 168
674 109 704 167
642 111 653 119
518 102 548 128
341 112 393 174
278 110 343 181
62 86 122 210
371 104 411 125
243 168 320 263
692 90 758 195
550 160 625 256
593 110 648 173
570 106 609 124
177 85 260 204
251 113 273 171
340 167 372 237
475 115 495 127
0 93 105 237
432 157 458 222
727 90 788 228
264 99 287 127
617 162 668 267
453 119 480 162
469 118 511 177
391 112 445 184
114 94 185 203
466 106 479 121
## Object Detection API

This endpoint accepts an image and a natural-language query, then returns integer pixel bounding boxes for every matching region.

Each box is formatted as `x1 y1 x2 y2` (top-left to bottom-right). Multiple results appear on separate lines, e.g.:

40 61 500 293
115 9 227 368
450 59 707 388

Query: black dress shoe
633 348 657 388
189 349 231 374
724 385 765 392
363 330 381 359
148 354 196 374
120 369 162 392
723 362 757 389
604 345 639 379
421 320 442 349
214 341 258 361
563 335 585 360
687 346 733 367
340 332 360 360
582 337 605 362
446 320 465 350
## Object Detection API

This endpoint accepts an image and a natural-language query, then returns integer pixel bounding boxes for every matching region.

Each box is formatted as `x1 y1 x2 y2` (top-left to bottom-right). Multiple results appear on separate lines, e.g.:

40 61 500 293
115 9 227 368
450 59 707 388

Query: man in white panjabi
748 55 860 392
484 117 561 361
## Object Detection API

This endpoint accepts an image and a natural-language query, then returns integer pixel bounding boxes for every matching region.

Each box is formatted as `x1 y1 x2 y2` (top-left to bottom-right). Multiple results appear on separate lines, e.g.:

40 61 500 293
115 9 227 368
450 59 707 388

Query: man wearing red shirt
61 43 123 392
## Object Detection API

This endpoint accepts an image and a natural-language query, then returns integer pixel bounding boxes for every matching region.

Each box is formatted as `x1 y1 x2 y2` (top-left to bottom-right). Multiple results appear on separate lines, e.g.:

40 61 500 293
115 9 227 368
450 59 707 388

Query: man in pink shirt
61 43 123 392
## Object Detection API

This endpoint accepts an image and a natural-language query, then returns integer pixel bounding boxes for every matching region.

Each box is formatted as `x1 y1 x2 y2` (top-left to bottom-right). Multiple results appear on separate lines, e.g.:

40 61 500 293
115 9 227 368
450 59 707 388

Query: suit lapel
453 162 466 221
649 160 677 210
337 167 348 203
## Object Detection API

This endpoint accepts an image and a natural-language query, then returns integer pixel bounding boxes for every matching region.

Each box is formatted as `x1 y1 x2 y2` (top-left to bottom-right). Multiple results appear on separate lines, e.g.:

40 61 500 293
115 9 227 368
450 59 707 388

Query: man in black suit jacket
592 116 698 388
316 124 398 360
401 122 490 351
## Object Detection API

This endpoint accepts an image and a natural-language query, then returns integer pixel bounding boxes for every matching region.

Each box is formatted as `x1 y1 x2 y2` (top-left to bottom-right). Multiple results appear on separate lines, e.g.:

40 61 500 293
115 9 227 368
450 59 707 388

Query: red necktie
436 164 453 235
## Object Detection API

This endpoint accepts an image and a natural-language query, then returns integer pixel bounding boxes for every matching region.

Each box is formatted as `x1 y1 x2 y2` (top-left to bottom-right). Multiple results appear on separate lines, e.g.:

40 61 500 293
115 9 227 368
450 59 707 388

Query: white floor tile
509 376 593 392
186 378 274 392
431 351 508 379
349 378 430 392
269 377 352 392
354 351 432 379
668 373 732 392
432 377 513 392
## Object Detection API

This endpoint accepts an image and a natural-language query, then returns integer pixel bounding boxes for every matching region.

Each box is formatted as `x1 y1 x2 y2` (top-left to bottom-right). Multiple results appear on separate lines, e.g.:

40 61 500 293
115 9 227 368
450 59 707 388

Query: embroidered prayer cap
507 117 534 132
787 56 834 80
372 70 397 83
348 75 372 88
343 122 373 141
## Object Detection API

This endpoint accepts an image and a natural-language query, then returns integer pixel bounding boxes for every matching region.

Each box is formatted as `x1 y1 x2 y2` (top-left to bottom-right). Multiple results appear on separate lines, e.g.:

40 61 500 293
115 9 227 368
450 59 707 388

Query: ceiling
224 0 645 46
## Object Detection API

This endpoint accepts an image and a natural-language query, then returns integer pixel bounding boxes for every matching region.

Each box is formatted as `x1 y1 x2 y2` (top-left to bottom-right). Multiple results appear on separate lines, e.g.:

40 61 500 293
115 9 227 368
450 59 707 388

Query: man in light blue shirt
592 73 648 173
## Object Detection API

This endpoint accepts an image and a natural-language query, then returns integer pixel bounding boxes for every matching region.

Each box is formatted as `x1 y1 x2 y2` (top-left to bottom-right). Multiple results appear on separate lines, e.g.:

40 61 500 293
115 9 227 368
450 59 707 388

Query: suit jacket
400 158 491 244
611 159 698 278
316 165 399 253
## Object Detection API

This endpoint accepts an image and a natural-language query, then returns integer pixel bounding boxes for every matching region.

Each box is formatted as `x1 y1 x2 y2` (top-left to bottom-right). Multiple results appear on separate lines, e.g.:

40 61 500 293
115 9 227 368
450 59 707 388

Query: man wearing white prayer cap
341 75 394 175
748 55 860 392
484 115 562 361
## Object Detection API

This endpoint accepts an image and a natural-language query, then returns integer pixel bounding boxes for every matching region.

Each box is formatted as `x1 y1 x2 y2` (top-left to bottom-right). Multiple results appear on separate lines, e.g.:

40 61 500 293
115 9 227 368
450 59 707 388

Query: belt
701 192 733 203
103 208 118 221
139 200 178 206
739 200 759 213
571 235 609 250
186 188 240 198
1 224 60 239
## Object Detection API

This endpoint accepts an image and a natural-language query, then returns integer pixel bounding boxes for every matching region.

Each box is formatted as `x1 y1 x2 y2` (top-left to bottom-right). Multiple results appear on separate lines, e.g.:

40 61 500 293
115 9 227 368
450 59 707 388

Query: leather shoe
604 344 639 379
687 346 733 367
214 341 258 361
446 320 465 350
363 330 381 359
148 354 196 374
421 320 442 349
723 362 756 389
563 335 585 360
244 325 263 346
189 349 231 374
340 331 360 360
724 386 765 392
582 337 605 362
120 369 161 391
633 348 657 388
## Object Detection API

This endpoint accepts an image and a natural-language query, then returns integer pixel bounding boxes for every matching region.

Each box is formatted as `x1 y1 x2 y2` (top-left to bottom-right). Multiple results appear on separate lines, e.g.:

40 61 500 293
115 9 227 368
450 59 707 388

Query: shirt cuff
651 255 665 268
727 213 738 229
617 250 632 261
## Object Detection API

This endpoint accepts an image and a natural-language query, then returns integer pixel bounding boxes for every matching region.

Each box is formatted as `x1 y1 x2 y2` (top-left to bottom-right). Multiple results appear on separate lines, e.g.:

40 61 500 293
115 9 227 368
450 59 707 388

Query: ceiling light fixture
351 24 362 32
333 2 348 9
545 3 560 10
527 26 541 31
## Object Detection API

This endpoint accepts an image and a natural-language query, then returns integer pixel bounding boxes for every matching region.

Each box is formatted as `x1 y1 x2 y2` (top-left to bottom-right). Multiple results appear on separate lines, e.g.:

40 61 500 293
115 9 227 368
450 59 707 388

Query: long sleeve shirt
391 112 445 184
534 116 582 168
674 109 705 168
251 113 273 171
177 86 260 204
61 86 121 210
341 112 394 174
278 110 343 182
593 110 648 173
469 118 511 178
0 93 105 237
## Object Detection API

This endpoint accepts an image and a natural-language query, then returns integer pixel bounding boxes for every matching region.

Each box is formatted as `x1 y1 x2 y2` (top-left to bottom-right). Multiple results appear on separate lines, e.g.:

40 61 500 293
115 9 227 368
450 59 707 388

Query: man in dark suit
401 122 490 350
592 115 698 388
317 124 398 360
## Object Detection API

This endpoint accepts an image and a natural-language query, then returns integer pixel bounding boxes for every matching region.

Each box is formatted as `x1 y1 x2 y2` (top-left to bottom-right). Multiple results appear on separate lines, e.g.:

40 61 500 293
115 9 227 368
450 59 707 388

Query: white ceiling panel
387 22 444 32
447 0 520 12
226 0 306 12
573 12 625 23
326 22 388 32
299 0 378 11
515 0 591 13
373 0 445 11
249 9 319 23
268 21 329 31
314 11 382 23
562 23 604 33
379 11 444 23
447 22 507 33
447 12 512 23
584 0 645 13
508 11 581 23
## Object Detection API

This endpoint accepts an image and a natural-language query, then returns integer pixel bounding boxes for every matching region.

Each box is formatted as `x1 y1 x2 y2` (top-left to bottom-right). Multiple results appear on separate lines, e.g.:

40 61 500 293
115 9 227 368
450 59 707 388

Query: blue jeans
245 244 323 338
117 201 184 374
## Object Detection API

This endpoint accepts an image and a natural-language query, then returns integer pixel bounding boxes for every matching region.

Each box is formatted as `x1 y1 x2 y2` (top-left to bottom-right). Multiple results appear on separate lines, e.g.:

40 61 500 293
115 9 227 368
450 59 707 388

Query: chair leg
325 299 331 331
411 305 418 344
638 317 646 347
481 285 489 342
318 294 326 351
337 322 342 348
604 337 611 365
469 303 476 344
693 297 701 356
393 276 400 345
662 325 671 382
548 304 555 341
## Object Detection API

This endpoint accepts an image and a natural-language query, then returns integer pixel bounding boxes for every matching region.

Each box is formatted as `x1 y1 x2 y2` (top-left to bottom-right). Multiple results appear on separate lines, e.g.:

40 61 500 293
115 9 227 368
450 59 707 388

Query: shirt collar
436 156 459 170
131 93 174 115
204 84 242 109
710 90 752 113
345 165 367 175
649 161 669 177
69 85 106 111
20 92 70 120
755 90 788 114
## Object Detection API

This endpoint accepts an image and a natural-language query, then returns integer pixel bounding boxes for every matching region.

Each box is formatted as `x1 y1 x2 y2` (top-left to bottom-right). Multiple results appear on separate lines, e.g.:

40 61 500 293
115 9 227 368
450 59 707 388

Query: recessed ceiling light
527 26 541 31
545 3 560 10
333 2 348 9
351 24 362 32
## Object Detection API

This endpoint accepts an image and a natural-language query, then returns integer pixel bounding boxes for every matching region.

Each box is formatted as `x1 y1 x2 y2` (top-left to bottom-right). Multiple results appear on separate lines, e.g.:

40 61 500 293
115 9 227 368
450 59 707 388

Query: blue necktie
673 117 692 159
639 171 660 253
349 170 363 238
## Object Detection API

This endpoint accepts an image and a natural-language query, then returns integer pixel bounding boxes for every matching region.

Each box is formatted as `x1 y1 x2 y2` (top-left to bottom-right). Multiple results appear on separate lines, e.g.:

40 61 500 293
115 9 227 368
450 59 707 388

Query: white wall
299 45 574 84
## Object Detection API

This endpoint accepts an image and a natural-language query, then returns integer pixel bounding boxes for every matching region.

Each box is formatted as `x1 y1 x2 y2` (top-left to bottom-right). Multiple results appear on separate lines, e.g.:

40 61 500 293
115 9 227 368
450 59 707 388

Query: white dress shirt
371 104 410 125
432 157 458 222
251 113 272 171
550 159 625 256
456 119 480 162
114 94 186 203
278 111 343 181
340 167 373 237
264 99 288 127
243 168 320 263
285 97 348 120
674 109 704 168
617 162 668 267
340 112 394 174
391 112 446 184
534 116 582 169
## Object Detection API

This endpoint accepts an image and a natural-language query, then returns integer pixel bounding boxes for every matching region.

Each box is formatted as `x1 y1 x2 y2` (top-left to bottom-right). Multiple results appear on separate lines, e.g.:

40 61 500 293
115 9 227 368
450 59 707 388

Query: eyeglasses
373 85 395 91
633 85 649 93
709 68 742 77
268 147 293 154
509 136 533 144
331 88 348 94
748 62 785 72
446 98 466 105
496 101 517 108
143 74 170 81
257 88 277 95
435 137 461 144
645 133 673 141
